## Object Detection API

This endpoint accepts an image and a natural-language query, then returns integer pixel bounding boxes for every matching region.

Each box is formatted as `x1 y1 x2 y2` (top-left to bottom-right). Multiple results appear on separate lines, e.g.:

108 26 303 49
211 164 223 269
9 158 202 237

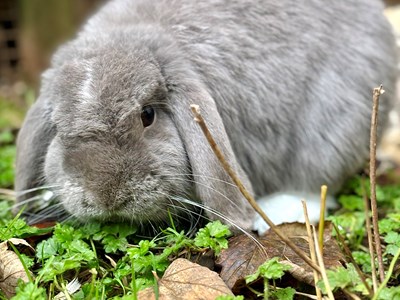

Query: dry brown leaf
0 241 30 298
216 222 344 290
8 238 35 251
137 258 233 300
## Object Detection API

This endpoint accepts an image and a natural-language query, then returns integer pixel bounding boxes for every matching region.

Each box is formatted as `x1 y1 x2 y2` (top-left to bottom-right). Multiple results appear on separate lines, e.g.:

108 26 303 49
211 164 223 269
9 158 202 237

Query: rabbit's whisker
15 185 60 196
153 171 237 187
161 176 244 211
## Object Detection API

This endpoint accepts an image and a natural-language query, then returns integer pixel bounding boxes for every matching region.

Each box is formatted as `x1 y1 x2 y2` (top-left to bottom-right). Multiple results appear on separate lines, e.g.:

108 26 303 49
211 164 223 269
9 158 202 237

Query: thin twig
0 188 16 202
332 223 373 297
361 178 378 292
276 286 321 299
342 289 362 300
190 104 321 273
302 200 322 300
369 85 385 282
312 226 335 300
318 185 327 253
0 188 15 196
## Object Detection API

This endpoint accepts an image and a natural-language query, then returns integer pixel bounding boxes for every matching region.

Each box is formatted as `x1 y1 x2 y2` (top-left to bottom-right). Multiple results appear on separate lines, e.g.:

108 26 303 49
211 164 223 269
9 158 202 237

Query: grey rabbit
15 0 398 234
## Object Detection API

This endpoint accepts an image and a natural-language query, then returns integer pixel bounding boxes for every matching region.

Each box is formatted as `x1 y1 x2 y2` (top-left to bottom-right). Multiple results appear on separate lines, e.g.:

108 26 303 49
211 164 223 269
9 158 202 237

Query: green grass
0 94 30 130
0 198 232 299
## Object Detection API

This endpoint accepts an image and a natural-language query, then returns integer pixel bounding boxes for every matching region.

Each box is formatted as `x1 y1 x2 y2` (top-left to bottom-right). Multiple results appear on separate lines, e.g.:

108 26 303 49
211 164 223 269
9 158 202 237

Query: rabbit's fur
15 0 398 232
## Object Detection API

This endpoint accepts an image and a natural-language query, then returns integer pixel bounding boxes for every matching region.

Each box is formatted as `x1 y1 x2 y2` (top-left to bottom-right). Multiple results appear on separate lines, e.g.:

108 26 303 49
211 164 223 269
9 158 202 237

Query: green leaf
68 239 96 261
272 287 296 300
245 271 261 284
338 195 364 211
39 258 82 282
352 251 371 273
194 221 231 255
215 296 244 300
104 223 137 238
53 223 81 243
89 223 137 253
0 130 14 143
317 264 360 293
326 267 352 290
103 235 129 253
0 145 15 187
206 220 231 238
36 238 60 260
378 286 400 300
384 232 400 255
114 260 133 281
386 244 400 256
0 218 38 241
328 212 365 246
129 240 156 258
0 200 12 220
246 258 291 283
379 216 400 234
11 281 46 300
19 254 35 269
384 232 400 245
80 222 102 237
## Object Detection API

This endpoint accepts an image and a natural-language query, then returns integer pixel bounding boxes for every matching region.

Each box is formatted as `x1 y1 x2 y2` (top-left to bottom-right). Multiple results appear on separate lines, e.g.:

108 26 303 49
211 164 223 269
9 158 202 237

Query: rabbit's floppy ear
15 72 57 201
169 82 255 230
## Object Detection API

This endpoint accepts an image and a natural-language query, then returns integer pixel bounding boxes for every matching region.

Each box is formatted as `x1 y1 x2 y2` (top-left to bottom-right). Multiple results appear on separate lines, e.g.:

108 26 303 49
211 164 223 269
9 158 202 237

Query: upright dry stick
362 179 378 292
312 227 335 300
370 85 385 283
302 200 322 300
190 104 321 274
318 185 327 254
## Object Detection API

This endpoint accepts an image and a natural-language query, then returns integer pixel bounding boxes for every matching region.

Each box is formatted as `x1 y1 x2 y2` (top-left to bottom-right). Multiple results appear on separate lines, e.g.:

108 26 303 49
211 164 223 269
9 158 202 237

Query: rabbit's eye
141 105 155 127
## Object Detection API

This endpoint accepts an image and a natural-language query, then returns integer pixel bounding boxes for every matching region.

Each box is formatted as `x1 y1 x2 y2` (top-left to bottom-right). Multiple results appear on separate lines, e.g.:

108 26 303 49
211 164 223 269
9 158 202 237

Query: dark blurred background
0 0 106 132
0 0 105 87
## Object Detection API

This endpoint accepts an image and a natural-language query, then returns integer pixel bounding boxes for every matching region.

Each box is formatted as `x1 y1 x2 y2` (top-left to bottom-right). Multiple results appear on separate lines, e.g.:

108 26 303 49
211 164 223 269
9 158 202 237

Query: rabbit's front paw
252 192 327 236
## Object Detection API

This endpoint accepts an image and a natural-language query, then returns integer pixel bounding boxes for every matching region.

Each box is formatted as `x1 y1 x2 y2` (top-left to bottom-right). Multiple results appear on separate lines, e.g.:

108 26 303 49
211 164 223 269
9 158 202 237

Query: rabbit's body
15 0 397 232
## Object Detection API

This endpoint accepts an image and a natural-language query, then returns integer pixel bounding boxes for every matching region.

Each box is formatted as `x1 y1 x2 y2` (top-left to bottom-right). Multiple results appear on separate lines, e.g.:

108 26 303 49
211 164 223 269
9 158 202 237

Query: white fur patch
43 190 54 202
252 192 336 236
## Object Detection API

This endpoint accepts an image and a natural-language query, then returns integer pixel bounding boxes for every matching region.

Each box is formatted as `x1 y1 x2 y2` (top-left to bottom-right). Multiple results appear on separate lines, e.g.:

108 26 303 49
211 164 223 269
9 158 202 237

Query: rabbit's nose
86 174 128 211
95 188 130 211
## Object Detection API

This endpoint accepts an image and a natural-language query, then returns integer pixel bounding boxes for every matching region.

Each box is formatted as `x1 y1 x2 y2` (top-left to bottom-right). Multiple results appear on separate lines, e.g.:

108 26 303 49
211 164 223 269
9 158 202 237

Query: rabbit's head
30 40 255 230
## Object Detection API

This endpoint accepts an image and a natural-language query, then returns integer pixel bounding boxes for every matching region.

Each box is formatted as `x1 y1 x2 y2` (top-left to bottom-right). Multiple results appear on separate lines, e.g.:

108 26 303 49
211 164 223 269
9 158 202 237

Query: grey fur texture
15 0 397 231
